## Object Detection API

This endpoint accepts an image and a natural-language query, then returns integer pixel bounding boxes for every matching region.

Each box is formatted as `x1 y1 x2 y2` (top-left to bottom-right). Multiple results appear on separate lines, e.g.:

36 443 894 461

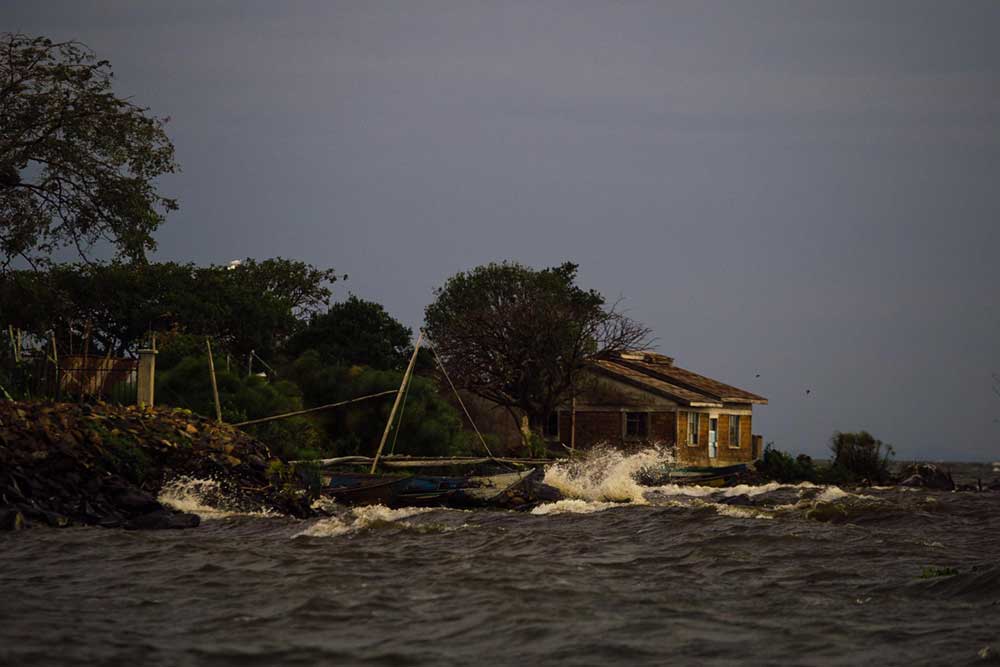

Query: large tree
424 261 652 444
0 258 338 358
284 296 412 371
1 33 178 270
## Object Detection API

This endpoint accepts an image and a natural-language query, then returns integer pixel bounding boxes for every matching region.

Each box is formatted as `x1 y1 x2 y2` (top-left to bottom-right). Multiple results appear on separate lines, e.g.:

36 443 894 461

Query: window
625 412 649 438
687 412 700 445
729 415 741 448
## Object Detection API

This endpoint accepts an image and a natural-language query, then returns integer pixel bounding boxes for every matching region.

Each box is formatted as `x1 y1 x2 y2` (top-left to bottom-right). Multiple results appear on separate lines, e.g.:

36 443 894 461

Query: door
709 418 718 459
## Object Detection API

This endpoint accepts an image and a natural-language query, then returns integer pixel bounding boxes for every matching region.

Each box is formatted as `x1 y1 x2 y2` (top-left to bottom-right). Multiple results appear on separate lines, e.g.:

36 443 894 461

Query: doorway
709 417 718 458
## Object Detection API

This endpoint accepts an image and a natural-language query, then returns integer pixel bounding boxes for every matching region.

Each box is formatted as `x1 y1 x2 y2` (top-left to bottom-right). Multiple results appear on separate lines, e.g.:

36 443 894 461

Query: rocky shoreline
0 401 315 531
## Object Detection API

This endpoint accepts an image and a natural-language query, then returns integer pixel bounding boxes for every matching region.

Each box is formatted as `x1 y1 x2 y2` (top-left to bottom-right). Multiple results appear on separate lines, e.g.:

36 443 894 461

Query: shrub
829 431 894 484
757 443 817 483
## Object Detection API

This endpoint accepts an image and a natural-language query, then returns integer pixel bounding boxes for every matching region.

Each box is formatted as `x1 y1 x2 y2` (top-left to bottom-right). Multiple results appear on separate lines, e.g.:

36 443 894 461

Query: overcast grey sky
4 1 999 460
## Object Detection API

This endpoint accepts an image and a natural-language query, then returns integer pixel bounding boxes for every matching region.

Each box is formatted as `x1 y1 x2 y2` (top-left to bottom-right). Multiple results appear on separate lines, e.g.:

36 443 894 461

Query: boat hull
324 469 545 509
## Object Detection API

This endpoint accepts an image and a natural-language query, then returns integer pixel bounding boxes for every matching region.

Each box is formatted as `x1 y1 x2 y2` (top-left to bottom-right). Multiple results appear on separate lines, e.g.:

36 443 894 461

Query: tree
1 33 178 270
285 351 476 458
284 296 412 371
0 258 338 358
424 261 652 444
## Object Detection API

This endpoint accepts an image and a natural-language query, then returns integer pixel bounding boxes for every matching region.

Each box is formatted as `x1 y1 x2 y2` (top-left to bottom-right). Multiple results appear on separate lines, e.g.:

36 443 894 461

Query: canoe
325 469 542 509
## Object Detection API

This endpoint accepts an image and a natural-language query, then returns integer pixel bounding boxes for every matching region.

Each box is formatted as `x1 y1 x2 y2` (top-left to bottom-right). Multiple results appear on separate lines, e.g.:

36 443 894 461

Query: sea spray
159 477 275 519
295 505 441 538
530 499 618 515
543 444 674 503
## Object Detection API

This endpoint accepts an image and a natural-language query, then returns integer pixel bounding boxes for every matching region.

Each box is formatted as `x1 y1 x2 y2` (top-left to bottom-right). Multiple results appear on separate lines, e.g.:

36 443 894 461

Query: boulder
897 464 955 491
0 508 26 531
112 489 162 514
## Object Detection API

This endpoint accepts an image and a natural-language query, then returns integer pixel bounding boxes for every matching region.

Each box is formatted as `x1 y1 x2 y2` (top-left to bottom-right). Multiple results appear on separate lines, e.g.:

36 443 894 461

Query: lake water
2 453 999 666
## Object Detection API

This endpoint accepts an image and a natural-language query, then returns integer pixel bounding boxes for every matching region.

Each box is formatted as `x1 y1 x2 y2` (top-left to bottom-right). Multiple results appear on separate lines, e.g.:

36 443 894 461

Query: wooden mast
370 330 423 474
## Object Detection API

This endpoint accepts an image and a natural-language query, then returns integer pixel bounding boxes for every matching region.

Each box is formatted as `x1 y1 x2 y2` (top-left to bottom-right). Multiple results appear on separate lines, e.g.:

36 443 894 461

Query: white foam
530 499 618 515
816 486 850 502
709 502 774 520
294 505 437 538
543 444 674 504
158 477 275 520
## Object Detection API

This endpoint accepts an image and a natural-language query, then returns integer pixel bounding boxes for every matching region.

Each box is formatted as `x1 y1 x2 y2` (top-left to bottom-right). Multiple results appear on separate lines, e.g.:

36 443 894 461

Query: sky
4 1 999 460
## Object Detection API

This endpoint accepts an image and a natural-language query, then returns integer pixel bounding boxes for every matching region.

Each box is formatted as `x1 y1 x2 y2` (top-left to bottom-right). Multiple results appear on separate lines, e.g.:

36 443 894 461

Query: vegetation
424 261 651 445
284 296 411 371
757 444 819 484
154 354 326 460
828 430 894 484
0 258 339 358
1 33 178 269
758 431 895 485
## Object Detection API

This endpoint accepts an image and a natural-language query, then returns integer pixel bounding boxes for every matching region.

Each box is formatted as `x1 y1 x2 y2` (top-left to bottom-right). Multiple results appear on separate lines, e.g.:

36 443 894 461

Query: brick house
541 351 767 466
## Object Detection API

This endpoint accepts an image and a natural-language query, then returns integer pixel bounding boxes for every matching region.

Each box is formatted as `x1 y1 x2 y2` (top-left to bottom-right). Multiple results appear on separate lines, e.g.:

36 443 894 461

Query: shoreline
0 400 315 531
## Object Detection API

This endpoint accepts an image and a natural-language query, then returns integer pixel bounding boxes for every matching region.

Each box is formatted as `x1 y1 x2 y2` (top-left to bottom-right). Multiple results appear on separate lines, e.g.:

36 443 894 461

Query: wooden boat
317 332 561 509
325 469 542 509
638 463 748 487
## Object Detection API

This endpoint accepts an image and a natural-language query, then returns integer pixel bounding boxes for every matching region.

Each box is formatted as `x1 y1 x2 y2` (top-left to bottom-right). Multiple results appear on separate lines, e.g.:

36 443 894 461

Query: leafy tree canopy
1 33 178 269
424 261 652 439
285 351 477 458
284 296 411 371
0 258 338 358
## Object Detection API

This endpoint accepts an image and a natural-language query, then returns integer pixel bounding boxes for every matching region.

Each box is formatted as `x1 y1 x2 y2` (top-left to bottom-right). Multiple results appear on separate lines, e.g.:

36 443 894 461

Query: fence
1 353 139 405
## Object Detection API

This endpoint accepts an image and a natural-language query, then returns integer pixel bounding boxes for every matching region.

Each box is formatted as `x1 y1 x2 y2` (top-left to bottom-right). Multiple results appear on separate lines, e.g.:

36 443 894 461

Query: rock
897 464 955 491
988 479 1000 491
112 489 161 514
124 509 201 530
0 508 27 530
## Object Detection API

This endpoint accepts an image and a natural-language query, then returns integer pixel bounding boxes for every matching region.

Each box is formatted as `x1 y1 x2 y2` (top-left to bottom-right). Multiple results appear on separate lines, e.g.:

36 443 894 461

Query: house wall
557 409 677 451
675 409 754 466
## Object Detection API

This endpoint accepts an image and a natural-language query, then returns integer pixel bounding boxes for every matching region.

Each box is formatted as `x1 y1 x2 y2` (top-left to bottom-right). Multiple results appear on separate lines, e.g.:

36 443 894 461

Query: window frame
729 414 741 448
687 411 700 446
624 411 649 439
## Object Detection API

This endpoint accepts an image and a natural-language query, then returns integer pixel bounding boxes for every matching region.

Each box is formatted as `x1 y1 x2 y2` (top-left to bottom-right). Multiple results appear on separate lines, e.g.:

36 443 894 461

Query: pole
206 339 223 422
571 395 577 453
248 349 254 377
370 331 423 474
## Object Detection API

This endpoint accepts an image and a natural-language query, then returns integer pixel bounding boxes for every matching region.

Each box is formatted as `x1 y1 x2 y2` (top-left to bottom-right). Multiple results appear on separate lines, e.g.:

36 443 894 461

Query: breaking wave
543 444 674 503
294 505 445 538
158 477 275 519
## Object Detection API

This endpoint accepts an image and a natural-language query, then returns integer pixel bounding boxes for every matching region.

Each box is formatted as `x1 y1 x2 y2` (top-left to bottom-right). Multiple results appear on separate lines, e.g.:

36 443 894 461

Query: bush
758 444 817 483
829 431 894 484
154 354 326 460
286 351 479 458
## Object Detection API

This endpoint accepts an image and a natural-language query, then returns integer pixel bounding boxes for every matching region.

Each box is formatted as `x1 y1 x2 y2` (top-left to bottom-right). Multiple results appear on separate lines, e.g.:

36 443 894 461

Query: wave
294 505 444 538
542 444 674 503
158 477 276 520
530 499 619 515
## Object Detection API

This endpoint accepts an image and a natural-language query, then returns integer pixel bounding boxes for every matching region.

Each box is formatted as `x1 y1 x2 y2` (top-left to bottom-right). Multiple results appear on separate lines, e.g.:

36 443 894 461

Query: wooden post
7 326 17 362
206 339 223 422
571 395 577 453
370 331 423 474
137 348 157 407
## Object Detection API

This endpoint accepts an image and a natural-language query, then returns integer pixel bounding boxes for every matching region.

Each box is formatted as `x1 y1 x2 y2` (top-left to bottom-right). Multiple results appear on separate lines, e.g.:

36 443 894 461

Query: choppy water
2 453 999 666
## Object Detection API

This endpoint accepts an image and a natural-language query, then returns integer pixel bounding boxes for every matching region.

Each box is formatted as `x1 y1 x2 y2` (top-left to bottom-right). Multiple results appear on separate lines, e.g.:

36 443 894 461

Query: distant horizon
3 1 998 460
